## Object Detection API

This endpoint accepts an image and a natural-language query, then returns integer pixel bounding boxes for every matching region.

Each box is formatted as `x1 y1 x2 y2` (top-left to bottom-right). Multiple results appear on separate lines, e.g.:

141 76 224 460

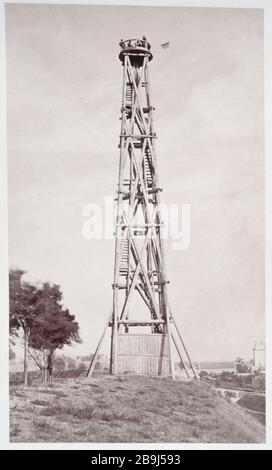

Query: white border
0 0 271 450
0 0 9 452
264 2 272 452
1 0 272 7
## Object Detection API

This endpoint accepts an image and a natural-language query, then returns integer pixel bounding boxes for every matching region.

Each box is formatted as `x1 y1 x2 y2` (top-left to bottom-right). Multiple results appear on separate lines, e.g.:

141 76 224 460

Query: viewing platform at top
119 37 153 64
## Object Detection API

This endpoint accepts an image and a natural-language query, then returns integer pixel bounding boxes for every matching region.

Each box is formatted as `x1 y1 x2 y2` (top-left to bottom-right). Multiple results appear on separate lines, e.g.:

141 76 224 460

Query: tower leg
166 309 175 380
86 312 112 378
171 332 190 378
170 309 198 379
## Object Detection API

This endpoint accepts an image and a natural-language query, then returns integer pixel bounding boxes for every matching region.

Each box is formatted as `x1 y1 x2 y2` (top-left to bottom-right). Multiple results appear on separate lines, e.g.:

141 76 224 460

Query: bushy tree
28 283 81 383
10 270 81 385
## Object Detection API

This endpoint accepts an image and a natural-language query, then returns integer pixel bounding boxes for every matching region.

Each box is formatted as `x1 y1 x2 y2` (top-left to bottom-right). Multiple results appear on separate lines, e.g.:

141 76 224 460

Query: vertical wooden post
145 59 175 380
111 55 128 375
23 328 28 387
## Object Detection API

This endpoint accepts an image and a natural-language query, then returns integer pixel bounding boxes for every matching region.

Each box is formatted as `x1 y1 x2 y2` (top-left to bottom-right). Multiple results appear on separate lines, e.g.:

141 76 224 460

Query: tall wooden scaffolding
87 38 198 380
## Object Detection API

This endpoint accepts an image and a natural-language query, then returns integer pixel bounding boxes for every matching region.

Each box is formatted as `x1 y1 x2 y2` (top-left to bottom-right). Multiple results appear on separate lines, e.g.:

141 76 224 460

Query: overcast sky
6 4 264 361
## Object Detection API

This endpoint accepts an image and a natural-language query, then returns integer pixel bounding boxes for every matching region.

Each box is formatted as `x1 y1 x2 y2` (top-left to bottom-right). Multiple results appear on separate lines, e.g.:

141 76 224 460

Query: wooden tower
87 37 198 380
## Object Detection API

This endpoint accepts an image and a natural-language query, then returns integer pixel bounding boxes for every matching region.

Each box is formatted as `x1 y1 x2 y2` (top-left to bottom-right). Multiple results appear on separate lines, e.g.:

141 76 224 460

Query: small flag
161 42 170 49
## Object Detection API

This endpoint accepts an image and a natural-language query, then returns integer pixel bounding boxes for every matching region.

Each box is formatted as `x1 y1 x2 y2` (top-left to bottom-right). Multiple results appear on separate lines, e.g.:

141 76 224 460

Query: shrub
54 356 66 371
66 357 77 370
77 362 87 372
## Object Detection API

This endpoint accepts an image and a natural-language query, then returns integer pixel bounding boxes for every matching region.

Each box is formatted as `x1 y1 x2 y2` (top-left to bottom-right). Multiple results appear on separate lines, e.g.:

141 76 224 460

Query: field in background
10 372 265 443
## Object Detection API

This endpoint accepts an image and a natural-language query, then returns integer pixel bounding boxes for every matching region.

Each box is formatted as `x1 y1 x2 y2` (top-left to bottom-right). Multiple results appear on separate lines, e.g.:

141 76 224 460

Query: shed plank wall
117 334 171 376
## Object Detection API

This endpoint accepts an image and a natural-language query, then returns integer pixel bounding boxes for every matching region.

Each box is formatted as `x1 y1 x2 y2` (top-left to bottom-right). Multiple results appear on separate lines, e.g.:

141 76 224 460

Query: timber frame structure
86 38 198 380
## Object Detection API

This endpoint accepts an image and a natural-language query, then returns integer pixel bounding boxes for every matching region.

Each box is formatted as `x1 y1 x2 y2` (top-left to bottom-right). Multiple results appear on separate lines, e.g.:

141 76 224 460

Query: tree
28 283 81 383
77 361 87 373
199 370 208 378
9 269 25 338
9 346 16 361
235 357 251 374
66 356 77 370
9 269 40 386
80 355 92 362
54 356 66 371
95 361 102 370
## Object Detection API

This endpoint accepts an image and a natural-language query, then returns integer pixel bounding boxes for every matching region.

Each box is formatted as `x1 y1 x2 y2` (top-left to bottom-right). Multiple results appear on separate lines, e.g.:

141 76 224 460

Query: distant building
253 341 265 371
195 361 236 374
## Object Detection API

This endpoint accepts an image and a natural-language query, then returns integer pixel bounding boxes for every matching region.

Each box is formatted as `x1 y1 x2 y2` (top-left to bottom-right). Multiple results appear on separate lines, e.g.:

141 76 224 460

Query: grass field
10 373 265 443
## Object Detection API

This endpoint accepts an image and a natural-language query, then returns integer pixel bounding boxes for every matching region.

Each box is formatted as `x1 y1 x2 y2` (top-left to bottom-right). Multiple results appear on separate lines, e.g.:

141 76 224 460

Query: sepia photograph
1 1 269 447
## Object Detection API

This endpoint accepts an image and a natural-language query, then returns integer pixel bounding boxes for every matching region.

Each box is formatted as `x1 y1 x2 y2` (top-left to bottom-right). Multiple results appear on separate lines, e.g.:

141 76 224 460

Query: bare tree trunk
23 329 28 387
47 348 54 384
43 369 47 385
28 348 47 386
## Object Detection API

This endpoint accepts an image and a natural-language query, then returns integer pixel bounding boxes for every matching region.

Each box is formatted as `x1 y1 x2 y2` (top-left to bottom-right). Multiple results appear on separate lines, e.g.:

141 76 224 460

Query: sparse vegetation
31 399 49 406
200 368 265 392
10 373 265 443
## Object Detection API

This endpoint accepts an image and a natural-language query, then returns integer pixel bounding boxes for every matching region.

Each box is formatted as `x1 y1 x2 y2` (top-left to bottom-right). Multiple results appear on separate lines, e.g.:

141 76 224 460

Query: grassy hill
10 373 265 443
